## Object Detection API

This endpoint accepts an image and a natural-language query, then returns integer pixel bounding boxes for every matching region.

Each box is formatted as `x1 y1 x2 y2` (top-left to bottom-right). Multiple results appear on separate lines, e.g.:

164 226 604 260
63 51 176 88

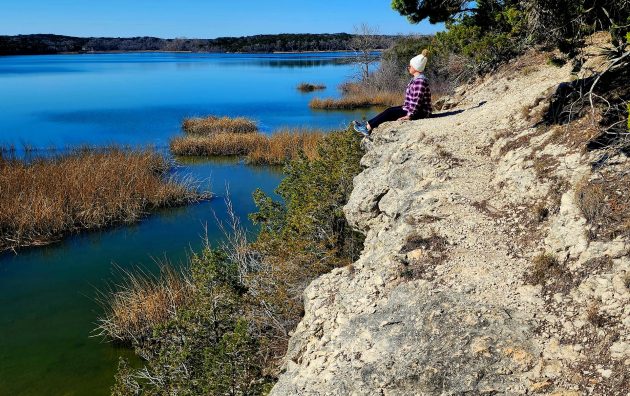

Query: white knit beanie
410 49 429 72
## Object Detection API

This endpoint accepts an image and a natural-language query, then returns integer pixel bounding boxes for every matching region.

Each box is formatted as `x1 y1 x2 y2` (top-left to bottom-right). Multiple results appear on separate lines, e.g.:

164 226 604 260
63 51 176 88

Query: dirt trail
271 50 629 395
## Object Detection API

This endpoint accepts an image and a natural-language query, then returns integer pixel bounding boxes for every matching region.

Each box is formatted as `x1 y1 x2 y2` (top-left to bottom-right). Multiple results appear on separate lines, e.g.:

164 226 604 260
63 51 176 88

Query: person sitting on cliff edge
353 50 432 136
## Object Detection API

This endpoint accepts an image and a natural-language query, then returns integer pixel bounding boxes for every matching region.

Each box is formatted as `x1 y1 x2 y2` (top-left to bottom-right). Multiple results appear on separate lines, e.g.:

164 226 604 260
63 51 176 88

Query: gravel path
271 50 629 395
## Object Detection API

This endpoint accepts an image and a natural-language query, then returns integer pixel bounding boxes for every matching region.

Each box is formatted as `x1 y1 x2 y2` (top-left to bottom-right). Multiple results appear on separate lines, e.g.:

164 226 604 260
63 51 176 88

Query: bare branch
350 23 383 82
212 184 262 283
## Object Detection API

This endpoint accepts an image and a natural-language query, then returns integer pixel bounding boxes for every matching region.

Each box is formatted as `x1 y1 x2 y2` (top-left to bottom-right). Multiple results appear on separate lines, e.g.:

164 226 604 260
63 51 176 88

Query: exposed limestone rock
271 50 629 395
545 192 590 259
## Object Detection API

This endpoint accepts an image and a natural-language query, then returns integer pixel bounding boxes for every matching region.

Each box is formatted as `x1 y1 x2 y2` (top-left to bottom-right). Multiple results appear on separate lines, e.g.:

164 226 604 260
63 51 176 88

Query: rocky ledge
271 48 629 395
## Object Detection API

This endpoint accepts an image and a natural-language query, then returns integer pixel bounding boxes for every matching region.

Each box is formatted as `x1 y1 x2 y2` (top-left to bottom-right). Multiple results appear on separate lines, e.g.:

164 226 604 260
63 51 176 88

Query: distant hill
0 33 406 55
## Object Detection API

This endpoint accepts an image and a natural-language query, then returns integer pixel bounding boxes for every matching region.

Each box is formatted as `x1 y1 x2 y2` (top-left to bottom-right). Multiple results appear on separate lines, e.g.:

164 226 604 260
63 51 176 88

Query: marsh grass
0 147 202 252
309 91 402 110
182 116 258 135
94 264 194 344
248 129 324 165
170 133 268 157
297 82 326 92
170 128 325 165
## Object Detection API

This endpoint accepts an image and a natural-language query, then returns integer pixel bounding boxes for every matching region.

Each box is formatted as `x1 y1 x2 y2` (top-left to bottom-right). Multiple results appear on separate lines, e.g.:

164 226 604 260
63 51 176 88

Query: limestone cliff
271 48 629 395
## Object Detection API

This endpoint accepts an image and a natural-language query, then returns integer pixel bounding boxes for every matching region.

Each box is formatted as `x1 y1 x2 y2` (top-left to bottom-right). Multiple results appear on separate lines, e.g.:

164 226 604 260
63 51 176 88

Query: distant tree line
0 33 404 55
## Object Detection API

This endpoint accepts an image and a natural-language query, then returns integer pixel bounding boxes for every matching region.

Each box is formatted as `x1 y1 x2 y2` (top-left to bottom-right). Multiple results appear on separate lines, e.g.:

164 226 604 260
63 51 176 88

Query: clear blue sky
1 0 442 38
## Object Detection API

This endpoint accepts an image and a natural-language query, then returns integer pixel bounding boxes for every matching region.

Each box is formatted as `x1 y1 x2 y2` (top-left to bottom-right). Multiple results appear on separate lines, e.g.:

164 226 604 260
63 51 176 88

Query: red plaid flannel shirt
403 75 432 119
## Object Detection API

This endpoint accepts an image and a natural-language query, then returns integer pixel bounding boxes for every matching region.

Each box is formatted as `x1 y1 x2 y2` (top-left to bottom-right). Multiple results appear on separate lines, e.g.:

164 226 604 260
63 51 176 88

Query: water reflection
0 65 85 75
216 58 354 68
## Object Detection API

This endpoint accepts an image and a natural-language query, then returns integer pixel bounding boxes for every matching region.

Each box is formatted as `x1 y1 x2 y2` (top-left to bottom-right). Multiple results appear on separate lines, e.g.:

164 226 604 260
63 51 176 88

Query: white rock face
270 56 629 395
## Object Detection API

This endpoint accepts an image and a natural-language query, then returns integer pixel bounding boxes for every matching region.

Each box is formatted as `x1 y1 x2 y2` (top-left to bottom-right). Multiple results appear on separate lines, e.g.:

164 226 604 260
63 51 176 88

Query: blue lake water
0 52 371 148
0 52 378 396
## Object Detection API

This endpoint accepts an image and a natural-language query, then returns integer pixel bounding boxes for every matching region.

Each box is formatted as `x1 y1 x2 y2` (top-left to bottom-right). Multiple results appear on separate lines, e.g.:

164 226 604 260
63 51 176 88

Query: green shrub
382 35 432 69
432 7 526 72
111 359 140 396
109 247 271 395
252 127 364 262
393 0 629 80
244 128 365 369
391 0 527 83
525 0 629 55
201 319 268 396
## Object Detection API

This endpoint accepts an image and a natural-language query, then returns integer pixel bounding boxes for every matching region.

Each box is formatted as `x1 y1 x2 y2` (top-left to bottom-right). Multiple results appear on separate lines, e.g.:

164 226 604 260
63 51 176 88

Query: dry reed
182 116 258 135
94 265 194 344
297 83 326 92
170 133 268 157
248 129 323 165
170 128 325 165
0 147 202 252
309 92 402 110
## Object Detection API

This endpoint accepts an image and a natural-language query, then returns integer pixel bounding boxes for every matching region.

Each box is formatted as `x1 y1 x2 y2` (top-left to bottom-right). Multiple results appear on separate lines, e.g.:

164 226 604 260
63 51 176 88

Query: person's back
404 74 432 120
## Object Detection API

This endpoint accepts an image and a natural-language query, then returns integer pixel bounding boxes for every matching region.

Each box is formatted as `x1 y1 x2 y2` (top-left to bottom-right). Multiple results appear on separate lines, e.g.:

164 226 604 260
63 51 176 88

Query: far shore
0 32 416 57
2 49 375 56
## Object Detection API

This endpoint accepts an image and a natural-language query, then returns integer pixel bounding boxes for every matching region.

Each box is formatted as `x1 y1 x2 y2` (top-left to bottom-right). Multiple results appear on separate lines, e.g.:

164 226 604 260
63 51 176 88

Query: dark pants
368 106 407 130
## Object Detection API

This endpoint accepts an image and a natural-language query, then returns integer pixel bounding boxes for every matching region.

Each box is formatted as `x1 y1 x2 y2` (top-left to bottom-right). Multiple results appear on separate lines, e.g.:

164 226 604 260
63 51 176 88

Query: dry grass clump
297 82 326 92
171 128 325 165
471 199 503 219
170 133 268 157
575 174 630 241
575 178 608 224
498 129 546 157
436 145 464 167
0 147 201 252
585 302 610 328
94 265 193 344
311 80 404 110
338 81 363 95
182 116 258 136
525 252 562 286
547 114 602 150
248 129 323 165
399 230 449 280
533 201 551 223
309 91 402 110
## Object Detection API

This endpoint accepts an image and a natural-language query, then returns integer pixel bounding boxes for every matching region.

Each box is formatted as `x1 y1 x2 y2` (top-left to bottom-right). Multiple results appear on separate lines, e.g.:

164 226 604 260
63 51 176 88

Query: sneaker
352 120 370 136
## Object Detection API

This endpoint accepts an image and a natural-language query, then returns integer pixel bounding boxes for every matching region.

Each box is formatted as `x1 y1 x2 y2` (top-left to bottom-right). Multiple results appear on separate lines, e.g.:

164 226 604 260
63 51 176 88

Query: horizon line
1 32 436 40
